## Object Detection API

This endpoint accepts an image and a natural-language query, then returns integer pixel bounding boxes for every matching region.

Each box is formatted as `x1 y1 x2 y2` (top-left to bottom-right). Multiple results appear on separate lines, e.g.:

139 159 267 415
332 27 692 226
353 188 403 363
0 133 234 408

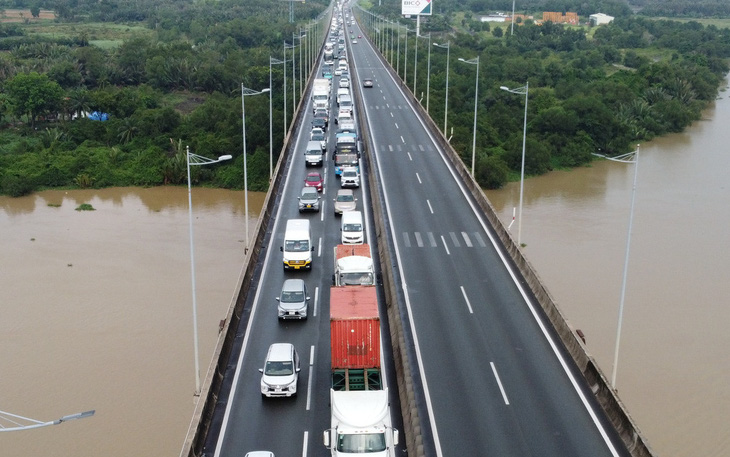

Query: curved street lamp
269 57 285 180
458 55 480 176
0 409 95 432
241 85 270 257
500 82 529 246
186 145 232 396
593 146 641 389
284 41 298 122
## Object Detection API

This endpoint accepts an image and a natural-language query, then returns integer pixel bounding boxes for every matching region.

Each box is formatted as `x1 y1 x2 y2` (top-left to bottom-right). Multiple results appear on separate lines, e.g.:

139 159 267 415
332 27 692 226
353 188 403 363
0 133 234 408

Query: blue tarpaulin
88 111 110 121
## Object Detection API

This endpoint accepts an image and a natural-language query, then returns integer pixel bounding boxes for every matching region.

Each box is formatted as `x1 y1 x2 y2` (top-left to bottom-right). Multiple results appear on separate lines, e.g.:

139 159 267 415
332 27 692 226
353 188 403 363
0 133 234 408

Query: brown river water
1 88 729 456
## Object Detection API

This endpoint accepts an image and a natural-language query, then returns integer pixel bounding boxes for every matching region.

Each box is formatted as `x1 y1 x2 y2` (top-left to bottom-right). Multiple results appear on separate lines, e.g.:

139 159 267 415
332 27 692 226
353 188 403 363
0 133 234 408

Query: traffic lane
393 249 532 456
396 237 621 457
366 89 625 455
353 32 627 457
216 80 335 457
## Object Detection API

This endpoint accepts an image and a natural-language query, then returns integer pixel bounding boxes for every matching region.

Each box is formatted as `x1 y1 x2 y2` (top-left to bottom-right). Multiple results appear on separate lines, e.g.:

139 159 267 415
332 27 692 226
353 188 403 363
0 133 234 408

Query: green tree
5 72 64 126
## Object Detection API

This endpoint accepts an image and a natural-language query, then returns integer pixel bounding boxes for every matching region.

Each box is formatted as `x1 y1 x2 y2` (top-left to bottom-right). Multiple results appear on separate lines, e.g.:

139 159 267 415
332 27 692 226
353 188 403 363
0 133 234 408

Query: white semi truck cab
324 389 398 456
333 244 374 286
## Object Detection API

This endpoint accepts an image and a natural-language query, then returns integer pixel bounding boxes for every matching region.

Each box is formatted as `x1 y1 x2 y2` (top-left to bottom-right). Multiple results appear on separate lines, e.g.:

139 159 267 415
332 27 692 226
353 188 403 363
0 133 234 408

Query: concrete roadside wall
356 19 655 457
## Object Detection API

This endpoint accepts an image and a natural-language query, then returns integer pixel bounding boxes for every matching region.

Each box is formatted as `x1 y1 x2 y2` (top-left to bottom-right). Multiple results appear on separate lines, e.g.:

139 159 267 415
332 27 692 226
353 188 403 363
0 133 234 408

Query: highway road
202 4 632 457
348 8 631 457
203 10 404 457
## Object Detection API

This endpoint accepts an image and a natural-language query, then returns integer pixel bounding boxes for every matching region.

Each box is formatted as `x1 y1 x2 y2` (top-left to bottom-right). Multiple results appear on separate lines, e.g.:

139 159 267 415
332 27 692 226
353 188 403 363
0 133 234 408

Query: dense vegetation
0 0 330 196
361 0 730 186
1 0 730 195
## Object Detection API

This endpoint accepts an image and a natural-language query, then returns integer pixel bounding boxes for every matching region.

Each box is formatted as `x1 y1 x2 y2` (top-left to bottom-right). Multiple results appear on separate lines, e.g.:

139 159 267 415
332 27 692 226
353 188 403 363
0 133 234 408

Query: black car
314 109 329 124
312 117 328 132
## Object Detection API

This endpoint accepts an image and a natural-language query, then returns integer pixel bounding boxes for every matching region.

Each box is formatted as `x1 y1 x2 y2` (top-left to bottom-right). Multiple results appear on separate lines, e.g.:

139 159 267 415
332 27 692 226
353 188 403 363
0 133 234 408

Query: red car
304 172 324 192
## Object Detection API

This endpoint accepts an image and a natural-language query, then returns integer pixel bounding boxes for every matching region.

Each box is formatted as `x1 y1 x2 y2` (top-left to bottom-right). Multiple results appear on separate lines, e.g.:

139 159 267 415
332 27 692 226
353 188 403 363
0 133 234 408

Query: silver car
298 186 321 212
333 188 357 215
276 278 310 320
259 343 300 397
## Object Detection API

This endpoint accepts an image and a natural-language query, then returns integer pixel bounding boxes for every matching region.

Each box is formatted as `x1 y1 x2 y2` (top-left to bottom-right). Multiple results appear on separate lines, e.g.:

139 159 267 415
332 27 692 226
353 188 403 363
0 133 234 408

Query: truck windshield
335 154 358 166
339 273 374 286
337 433 386 453
285 240 310 252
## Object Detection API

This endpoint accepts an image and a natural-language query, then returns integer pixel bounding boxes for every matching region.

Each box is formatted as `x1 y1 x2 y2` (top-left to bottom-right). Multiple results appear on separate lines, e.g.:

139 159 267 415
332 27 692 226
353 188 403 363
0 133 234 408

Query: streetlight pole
396 24 401 76
413 31 418 95
425 33 431 112
433 41 450 136
287 41 297 114
294 31 306 100
511 0 516 35
458 55 480 176
270 57 284 180
241 85 270 256
500 82 529 246
593 147 641 389
404 27 410 85
282 42 288 137
186 145 232 396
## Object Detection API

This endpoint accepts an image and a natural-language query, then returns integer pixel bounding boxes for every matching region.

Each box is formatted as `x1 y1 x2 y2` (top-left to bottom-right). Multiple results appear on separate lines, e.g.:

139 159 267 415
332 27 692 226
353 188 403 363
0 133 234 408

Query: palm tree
118 117 138 144
67 88 91 119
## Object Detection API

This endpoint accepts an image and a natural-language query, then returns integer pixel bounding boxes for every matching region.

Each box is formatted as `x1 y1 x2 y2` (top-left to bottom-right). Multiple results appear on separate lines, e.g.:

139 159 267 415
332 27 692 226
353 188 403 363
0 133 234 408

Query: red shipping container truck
330 286 380 369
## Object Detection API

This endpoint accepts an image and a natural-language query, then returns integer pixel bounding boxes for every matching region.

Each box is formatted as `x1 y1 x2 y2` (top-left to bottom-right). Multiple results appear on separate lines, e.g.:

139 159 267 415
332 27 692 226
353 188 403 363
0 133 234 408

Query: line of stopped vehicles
248 5 398 457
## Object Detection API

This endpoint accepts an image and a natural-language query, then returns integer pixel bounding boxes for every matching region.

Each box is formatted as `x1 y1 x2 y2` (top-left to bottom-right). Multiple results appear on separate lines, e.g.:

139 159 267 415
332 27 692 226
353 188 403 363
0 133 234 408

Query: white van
341 211 364 244
281 219 313 270
305 140 323 166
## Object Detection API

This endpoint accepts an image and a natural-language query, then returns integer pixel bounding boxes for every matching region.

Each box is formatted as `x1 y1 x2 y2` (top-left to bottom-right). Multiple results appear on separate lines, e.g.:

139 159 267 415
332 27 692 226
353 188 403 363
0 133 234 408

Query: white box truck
312 78 332 113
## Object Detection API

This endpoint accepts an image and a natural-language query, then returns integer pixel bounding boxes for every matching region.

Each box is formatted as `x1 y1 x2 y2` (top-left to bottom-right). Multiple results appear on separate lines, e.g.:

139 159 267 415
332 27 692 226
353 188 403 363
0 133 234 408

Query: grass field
13 20 154 48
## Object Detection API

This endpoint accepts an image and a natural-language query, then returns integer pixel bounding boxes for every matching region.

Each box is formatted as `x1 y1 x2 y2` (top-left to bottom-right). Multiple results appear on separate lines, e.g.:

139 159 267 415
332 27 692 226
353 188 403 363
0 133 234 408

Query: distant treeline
2 0 730 196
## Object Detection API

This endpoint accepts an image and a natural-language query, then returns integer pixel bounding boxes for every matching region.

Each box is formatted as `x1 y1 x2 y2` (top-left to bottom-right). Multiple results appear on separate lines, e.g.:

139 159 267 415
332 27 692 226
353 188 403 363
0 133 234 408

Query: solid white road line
306 365 314 411
490 362 510 405
313 287 319 317
460 286 474 314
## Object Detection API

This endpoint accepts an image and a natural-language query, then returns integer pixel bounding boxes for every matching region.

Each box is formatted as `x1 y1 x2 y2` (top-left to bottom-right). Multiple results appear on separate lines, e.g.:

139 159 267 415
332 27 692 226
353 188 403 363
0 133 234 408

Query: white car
310 127 327 151
340 167 360 188
335 107 352 125
259 343 300 398
339 77 350 89
334 67 342 76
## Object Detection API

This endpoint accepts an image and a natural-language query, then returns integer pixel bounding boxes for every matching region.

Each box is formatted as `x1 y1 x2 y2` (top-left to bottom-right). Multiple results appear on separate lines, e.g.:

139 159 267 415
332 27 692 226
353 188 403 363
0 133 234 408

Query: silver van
305 140 323 166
